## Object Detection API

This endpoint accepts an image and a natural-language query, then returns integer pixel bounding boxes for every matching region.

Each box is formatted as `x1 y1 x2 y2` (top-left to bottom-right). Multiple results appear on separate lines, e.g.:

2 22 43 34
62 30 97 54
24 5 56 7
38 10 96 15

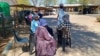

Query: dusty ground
5 14 100 56
0 36 12 55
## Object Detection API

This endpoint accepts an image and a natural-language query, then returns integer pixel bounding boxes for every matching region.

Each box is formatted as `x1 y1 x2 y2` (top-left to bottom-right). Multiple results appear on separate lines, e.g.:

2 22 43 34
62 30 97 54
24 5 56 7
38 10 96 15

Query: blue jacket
31 20 39 33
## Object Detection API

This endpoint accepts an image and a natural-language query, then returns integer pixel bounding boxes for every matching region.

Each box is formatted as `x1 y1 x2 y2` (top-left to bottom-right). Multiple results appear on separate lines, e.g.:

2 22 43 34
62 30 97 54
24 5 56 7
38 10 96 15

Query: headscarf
28 13 33 21
38 12 43 18
32 14 39 19
59 3 64 9
39 18 47 26
62 13 70 22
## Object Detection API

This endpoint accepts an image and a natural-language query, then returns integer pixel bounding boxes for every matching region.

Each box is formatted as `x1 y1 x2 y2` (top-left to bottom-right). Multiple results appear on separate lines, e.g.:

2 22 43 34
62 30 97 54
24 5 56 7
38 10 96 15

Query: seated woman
35 26 57 56
38 13 54 36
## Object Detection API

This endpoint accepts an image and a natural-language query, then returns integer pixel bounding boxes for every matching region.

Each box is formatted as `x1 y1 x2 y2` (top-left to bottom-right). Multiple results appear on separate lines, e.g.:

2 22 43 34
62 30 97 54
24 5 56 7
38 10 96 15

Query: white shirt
57 9 65 25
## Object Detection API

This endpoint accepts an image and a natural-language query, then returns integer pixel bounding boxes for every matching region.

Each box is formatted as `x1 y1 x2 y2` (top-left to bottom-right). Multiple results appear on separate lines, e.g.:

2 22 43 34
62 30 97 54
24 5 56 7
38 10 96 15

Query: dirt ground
2 14 100 56
0 37 11 54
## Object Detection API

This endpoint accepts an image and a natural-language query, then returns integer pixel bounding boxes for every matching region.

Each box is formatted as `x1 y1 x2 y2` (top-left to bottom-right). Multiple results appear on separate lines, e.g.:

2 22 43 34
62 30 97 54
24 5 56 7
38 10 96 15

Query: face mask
60 6 63 9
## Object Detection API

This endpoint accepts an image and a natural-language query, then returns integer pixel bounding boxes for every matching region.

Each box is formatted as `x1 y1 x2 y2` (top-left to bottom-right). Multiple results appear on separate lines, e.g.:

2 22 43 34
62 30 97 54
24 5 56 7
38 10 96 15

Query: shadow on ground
6 17 100 56
44 17 100 55
71 23 100 53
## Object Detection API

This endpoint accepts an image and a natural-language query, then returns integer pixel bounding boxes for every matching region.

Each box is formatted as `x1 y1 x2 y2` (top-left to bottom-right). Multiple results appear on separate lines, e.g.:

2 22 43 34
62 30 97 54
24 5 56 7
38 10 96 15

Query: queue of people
28 3 71 56
57 4 71 45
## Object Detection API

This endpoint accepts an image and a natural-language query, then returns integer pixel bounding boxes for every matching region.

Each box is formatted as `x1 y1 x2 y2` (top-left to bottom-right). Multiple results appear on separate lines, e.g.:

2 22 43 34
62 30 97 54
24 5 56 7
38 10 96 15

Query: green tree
44 0 50 6
52 0 57 5
79 0 89 14
79 0 89 5
44 0 57 6
67 0 77 4
31 0 57 7
31 0 43 6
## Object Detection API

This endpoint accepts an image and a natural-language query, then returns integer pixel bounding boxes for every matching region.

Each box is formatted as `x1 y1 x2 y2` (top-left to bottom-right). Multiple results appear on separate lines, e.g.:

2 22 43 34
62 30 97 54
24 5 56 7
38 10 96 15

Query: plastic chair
12 29 29 47
12 29 29 56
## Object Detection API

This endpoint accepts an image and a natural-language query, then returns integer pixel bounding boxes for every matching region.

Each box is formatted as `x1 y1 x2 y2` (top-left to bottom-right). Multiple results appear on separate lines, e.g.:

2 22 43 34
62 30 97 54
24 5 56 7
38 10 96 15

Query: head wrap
38 13 43 18
39 19 47 26
59 3 64 9
33 14 39 19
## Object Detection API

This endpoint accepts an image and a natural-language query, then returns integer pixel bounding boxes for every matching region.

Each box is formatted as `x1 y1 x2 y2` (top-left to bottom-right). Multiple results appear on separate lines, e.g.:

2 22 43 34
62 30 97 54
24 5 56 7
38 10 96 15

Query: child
30 14 39 55
31 14 39 33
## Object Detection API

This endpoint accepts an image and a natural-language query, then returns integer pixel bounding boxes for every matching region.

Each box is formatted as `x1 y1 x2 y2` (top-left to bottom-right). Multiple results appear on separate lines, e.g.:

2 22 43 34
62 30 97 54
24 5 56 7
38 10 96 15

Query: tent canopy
0 2 10 16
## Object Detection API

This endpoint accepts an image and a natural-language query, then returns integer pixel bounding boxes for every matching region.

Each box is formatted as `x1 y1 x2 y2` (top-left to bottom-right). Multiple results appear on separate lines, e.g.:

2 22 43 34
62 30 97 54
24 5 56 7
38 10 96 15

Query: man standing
57 3 65 45
57 4 71 46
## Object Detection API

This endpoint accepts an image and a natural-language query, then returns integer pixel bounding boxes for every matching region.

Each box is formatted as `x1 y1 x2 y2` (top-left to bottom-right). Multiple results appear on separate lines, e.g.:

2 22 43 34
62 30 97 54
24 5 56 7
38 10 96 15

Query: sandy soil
6 14 100 56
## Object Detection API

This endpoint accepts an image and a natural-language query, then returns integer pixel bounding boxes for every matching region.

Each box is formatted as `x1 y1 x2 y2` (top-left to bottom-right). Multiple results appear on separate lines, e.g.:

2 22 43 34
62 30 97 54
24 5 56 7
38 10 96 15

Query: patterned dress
57 14 71 38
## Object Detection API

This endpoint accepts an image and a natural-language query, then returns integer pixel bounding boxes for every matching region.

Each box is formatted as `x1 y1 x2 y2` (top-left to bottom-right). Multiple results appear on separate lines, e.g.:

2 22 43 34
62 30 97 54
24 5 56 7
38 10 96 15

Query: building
51 4 99 14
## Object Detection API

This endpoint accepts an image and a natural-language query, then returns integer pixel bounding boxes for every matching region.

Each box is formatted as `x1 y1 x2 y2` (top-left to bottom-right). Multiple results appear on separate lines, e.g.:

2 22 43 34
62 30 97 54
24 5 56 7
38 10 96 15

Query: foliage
79 0 90 9
79 0 89 5
31 0 57 6
31 0 43 6
43 0 57 6
67 0 78 4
